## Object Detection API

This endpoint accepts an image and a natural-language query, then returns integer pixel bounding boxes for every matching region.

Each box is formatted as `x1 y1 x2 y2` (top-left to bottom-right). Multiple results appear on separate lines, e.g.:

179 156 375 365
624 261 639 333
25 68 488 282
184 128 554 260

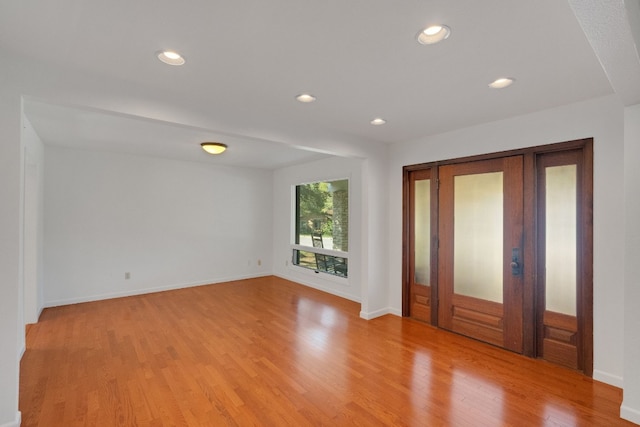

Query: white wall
360 148 392 318
622 103 640 424
21 115 45 325
43 146 273 305
272 156 363 303
0 93 23 426
387 95 626 387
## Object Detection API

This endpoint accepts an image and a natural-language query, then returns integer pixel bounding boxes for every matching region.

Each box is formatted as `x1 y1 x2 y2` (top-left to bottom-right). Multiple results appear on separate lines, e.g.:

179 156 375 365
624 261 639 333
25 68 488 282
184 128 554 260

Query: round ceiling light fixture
157 50 186 66
370 117 387 126
201 142 227 155
489 77 515 89
295 93 317 103
416 25 451 45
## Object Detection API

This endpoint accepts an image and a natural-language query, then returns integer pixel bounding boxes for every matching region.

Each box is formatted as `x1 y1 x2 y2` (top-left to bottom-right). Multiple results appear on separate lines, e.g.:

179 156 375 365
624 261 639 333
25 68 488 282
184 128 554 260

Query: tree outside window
293 179 348 277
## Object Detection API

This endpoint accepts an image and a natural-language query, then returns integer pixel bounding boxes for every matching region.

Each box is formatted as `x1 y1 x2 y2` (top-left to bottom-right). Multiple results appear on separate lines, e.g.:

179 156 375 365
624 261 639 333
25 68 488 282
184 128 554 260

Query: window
292 179 348 277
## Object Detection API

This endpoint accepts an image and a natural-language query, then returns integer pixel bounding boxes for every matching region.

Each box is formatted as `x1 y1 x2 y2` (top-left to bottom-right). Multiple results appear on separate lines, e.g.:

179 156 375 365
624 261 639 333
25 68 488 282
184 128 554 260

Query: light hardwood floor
20 276 633 426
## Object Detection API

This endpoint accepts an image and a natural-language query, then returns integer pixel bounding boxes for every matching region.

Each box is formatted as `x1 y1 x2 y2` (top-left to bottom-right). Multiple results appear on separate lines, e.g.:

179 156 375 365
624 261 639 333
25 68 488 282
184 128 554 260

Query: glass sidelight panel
414 179 430 285
453 172 503 303
545 165 577 316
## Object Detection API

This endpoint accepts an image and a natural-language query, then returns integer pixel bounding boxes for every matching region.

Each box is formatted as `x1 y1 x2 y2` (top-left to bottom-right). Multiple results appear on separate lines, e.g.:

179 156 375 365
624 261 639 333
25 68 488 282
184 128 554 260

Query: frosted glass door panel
545 165 577 316
453 172 503 303
414 179 430 285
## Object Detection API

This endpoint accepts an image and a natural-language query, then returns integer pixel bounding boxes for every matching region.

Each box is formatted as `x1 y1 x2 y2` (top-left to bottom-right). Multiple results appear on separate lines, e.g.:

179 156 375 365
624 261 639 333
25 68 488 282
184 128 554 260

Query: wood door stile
503 155 524 353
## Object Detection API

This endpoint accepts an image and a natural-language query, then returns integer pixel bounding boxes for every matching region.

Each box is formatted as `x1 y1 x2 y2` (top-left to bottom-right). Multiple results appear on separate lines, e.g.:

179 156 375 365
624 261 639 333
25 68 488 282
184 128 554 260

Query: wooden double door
403 140 593 374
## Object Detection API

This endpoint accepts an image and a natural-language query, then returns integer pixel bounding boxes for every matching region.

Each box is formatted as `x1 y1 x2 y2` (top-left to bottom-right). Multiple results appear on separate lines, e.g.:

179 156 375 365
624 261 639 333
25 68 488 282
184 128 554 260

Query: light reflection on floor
543 402 579 426
410 350 432 408
450 369 504 426
285 292 600 426
295 297 340 353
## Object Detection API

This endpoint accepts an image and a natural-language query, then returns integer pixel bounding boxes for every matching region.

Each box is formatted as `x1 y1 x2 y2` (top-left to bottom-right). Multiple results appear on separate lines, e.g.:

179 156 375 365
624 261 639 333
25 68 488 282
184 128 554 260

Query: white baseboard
44 273 270 308
387 307 402 317
360 307 399 320
593 369 624 388
0 411 21 427
621 403 640 425
273 273 361 303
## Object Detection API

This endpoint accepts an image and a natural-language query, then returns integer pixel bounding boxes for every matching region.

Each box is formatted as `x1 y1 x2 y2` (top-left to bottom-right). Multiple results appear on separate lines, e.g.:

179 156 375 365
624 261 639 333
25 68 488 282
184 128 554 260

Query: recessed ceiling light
295 93 316 103
416 25 451 45
201 142 227 155
370 118 387 126
489 77 515 89
157 50 186 66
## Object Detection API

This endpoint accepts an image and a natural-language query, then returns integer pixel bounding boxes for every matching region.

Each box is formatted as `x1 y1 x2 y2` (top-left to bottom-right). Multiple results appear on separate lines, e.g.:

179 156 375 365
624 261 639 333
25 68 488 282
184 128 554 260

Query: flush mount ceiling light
416 25 451 45
157 50 186 66
489 77 515 89
295 93 316 103
200 142 227 155
370 117 387 126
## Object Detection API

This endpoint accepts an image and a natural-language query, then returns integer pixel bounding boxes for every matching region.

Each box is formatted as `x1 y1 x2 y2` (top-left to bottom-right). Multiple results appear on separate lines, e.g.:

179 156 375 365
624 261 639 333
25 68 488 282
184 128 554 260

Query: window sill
287 263 350 286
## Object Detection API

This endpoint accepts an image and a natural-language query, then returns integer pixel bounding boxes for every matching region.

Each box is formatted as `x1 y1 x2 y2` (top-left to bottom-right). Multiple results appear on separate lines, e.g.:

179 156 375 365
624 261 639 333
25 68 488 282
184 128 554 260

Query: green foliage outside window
294 179 348 276
297 181 333 236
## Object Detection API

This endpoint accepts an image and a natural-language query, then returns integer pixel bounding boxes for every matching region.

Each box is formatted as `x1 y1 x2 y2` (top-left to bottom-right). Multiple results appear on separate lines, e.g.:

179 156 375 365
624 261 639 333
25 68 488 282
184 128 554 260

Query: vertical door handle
511 248 522 276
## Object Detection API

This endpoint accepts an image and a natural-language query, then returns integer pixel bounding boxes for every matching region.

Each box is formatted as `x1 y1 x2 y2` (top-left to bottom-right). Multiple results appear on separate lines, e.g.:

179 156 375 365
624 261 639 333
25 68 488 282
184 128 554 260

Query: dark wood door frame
402 138 593 375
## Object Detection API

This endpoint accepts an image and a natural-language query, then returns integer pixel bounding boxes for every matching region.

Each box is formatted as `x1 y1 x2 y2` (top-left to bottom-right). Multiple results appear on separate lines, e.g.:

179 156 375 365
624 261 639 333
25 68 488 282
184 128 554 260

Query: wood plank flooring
20 276 632 426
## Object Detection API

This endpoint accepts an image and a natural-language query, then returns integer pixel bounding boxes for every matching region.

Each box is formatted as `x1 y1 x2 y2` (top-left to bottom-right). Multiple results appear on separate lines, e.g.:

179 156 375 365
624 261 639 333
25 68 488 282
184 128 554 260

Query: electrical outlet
125 272 130 280
257 259 262 266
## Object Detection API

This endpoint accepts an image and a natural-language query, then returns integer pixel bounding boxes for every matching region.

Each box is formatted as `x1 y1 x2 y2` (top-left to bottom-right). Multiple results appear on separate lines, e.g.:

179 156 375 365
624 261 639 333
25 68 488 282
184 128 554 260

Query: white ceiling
1 0 638 169
22 101 331 169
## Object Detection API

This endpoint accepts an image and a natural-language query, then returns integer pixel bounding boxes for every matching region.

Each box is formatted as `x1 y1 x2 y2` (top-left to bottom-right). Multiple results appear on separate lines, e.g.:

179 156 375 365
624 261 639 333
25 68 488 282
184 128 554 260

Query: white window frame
290 178 349 278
